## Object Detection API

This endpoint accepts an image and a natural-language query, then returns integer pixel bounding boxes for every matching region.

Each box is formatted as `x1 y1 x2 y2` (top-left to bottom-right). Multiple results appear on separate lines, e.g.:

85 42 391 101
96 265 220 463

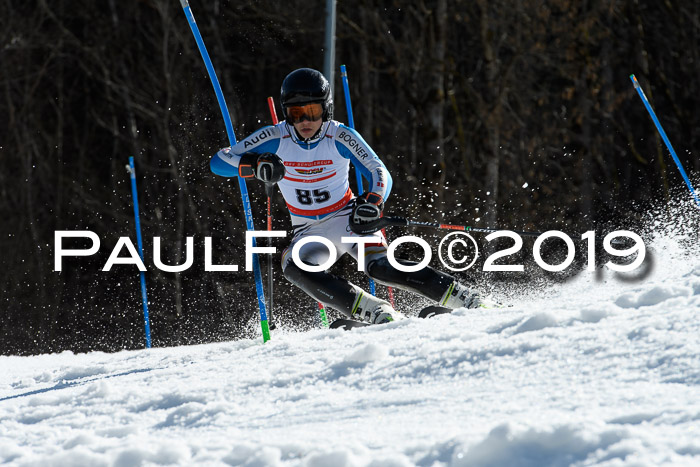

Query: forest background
2 0 698 355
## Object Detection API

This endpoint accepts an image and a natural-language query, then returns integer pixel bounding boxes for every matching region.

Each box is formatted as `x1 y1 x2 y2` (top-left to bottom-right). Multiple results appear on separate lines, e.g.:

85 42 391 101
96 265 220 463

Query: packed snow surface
1 217 699 466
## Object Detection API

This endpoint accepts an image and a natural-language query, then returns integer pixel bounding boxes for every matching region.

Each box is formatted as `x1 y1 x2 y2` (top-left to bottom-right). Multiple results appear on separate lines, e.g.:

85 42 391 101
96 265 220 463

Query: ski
417 305 453 319
329 305 454 330
329 319 370 330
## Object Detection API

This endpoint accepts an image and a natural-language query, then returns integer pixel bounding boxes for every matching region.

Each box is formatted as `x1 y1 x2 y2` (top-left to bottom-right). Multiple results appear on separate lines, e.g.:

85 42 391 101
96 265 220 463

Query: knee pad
282 261 357 314
366 256 454 302
282 259 312 285
366 256 413 283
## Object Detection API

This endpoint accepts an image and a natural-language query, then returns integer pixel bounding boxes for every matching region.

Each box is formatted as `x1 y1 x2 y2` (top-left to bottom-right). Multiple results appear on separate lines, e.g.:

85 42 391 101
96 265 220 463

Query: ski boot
351 287 401 324
440 282 482 309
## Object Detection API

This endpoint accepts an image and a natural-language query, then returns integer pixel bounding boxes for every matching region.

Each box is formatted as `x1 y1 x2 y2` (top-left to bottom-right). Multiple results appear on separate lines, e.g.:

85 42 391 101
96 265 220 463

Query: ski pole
356 216 628 245
126 157 152 348
356 215 547 237
630 74 700 209
180 1 271 342
266 97 329 328
340 65 395 306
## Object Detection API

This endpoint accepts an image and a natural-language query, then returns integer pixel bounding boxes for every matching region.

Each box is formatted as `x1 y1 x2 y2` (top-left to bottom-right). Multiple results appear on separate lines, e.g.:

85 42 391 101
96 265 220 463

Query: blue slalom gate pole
630 74 700 209
339 64 398 305
340 65 364 196
180 1 271 341
127 157 152 348
340 65 375 296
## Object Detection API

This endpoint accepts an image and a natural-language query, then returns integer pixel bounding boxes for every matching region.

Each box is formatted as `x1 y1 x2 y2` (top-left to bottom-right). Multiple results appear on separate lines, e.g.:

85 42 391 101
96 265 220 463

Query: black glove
238 152 285 184
349 193 384 234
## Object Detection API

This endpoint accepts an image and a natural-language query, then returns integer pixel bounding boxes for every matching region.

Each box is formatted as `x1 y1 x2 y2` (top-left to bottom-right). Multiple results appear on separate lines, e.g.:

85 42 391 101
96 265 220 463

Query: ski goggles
285 103 324 123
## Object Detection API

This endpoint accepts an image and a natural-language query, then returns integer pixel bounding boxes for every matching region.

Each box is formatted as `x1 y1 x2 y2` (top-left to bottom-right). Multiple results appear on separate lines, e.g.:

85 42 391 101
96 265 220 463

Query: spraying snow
1 202 699 466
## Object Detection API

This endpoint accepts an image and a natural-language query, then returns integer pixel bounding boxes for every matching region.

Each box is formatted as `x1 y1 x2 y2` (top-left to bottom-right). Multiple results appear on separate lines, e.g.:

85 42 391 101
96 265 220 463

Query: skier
210 68 482 324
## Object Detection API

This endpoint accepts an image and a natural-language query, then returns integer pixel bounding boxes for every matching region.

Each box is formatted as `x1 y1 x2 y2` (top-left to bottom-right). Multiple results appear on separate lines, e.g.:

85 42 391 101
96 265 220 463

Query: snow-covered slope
2 210 699 466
